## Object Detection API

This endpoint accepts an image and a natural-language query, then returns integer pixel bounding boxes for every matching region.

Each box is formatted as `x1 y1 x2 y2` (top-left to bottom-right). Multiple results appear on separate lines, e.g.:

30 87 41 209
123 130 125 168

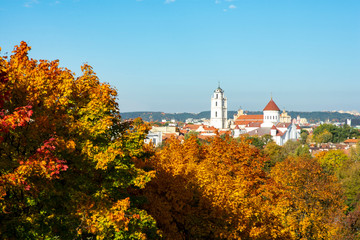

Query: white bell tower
210 84 227 129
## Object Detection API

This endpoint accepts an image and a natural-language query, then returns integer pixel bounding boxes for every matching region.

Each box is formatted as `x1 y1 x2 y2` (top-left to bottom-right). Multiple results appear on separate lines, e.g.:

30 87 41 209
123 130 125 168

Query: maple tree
0 42 158 239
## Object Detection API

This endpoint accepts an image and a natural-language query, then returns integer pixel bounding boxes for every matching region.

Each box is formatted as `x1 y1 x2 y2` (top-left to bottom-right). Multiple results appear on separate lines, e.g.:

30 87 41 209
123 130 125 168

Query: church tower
210 85 227 129
261 98 280 128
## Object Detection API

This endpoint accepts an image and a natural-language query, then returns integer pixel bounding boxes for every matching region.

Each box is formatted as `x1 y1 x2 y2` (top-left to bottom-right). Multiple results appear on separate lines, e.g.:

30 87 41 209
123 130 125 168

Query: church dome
263 98 280 111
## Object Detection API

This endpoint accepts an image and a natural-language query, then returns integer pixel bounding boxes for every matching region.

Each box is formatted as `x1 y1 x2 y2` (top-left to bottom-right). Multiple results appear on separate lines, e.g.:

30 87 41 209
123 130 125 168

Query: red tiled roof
271 125 277 130
235 115 263 121
203 126 217 131
344 139 360 143
235 121 262 126
162 133 178 140
234 115 263 126
246 122 262 127
263 99 280 111
183 124 200 130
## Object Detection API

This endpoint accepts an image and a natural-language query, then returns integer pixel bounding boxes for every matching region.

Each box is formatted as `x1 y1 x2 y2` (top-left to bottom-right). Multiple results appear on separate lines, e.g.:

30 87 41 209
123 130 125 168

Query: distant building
347 119 360 129
144 131 162 147
280 109 291 123
151 126 178 134
210 85 228 129
232 98 301 146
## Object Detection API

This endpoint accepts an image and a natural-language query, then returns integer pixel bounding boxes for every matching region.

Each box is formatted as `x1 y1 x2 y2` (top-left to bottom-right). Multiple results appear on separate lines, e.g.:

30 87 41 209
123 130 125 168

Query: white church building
210 86 300 145
243 98 301 146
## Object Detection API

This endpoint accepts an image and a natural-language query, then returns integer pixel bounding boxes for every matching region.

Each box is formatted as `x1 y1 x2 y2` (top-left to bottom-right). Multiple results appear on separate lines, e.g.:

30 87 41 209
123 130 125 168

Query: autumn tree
271 156 346 239
315 147 360 239
337 146 360 239
143 135 291 239
315 150 348 175
263 141 286 171
0 42 158 239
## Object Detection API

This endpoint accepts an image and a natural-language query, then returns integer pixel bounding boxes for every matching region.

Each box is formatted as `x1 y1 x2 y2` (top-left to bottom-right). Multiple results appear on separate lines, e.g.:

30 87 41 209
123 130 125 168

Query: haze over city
1 0 359 113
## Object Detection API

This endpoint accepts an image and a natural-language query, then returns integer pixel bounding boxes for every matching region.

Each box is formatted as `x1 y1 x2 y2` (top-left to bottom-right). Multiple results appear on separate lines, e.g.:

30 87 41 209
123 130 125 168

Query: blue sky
1 0 359 113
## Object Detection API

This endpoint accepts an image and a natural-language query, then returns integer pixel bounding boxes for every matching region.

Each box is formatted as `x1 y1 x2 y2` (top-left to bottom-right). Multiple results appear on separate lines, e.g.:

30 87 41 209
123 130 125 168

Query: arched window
215 102 217 106
215 111 217 117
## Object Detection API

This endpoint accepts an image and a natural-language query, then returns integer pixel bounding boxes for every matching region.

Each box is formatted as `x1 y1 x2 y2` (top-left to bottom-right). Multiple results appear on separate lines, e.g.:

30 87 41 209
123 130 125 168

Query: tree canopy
0 42 158 239
313 124 360 143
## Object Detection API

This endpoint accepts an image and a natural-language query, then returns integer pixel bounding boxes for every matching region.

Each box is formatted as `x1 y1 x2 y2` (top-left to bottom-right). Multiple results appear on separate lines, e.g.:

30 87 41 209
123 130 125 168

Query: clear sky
1 0 360 113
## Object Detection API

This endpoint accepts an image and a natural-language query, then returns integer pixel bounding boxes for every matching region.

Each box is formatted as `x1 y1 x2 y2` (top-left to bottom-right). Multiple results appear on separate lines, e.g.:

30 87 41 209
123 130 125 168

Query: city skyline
1 0 359 113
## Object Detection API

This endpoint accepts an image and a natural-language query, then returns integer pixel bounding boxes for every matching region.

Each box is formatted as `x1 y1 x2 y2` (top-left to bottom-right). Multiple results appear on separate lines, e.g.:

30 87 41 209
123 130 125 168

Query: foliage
263 140 311 172
336 148 360 239
271 156 346 239
315 150 348 175
143 135 290 239
293 144 312 158
299 130 309 144
184 130 199 140
313 124 360 143
263 141 286 171
315 146 360 239
315 130 333 143
0 42 158 239
243 134 273 149
349 142 360 162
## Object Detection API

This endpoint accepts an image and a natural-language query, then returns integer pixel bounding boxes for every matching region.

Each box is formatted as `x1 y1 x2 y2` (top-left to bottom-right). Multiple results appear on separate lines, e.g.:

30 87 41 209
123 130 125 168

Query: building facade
210 85 228 129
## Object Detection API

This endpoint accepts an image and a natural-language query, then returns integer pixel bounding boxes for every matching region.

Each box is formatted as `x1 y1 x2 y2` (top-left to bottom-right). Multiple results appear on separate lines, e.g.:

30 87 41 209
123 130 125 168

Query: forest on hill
121 110 359 123
1 42 360 239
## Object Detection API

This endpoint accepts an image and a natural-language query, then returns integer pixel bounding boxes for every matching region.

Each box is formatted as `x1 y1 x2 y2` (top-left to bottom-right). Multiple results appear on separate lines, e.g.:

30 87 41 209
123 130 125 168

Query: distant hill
120 111 360 123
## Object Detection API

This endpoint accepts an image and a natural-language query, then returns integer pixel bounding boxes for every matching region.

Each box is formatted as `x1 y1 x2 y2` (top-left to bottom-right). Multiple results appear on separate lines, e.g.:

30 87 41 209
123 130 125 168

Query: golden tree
143 135 291 239
271 156 346 239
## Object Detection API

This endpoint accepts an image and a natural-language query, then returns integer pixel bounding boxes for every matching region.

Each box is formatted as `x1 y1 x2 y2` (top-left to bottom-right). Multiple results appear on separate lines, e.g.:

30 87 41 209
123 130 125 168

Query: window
215 111 217 117
215 102 217 106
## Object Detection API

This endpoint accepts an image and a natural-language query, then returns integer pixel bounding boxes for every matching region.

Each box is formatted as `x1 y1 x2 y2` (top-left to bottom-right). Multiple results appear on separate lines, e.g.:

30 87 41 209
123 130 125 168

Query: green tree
299 130 309 144
263 141 286 171
313 124 360 143
316 130 333 143
282 140 301 156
